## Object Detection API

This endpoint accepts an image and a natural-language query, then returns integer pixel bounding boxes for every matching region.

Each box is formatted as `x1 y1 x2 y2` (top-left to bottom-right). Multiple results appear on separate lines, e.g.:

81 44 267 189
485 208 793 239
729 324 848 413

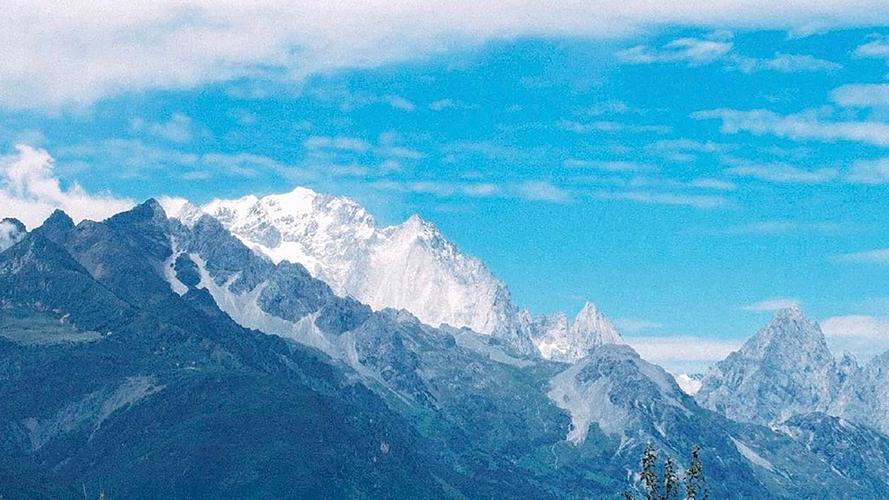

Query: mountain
193 186 621 360
696 306 842 426
530 302 622 362
830 351 889 435
0 217 26 251
5 202 889 497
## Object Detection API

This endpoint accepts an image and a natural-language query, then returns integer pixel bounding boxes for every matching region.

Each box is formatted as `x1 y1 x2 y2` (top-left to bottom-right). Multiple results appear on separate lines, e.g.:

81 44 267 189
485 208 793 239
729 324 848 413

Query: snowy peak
572 302 622 344
188 185 622 360
532 302 623 362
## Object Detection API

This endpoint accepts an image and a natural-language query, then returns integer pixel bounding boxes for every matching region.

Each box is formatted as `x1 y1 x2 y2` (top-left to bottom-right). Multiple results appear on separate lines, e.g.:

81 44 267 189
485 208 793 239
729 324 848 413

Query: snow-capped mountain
696 306 842 425
530 302 622 362
186 186 621 360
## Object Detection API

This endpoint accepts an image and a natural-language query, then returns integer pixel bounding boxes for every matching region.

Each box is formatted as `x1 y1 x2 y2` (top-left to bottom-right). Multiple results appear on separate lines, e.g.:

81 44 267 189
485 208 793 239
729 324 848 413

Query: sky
3 2 889 372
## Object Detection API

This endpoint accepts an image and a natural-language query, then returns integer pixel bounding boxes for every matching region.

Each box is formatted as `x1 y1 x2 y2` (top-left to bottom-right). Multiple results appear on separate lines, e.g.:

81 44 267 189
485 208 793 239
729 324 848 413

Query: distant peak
1 217 26 233
576 301 601 319
107 198 168 228
143 198 165 214
43 209 75 230
772 305 807 324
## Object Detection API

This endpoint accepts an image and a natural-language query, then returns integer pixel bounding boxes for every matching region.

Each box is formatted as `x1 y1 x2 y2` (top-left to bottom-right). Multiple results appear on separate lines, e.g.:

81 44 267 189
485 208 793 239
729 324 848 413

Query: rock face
196 186 622 360
696 306 842 426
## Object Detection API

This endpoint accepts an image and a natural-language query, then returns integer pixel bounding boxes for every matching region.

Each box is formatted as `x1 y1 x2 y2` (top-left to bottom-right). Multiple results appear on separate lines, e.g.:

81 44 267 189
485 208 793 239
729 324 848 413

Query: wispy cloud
854 36 889 63
518 181 571 203
729 53 841 73
129 113 203 143
593 190 731 209
563 159 657 172
831 84 889 108
0 144 133 228
624 335 741 373
647 138 735 162
386 95 416 112
616 35 732 66
428 99 476 111
835 248 889 264
702 220 846 236
693 108 889 147
558 119 670 134
372 180 499 198
725 163 838 184
847 157 889 184
742 297 800 312
822 315 889 339
615 318 663 333
821 314 889 361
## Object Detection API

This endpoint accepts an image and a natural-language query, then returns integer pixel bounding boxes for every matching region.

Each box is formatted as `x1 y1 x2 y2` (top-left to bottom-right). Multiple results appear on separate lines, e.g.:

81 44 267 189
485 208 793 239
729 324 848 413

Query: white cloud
821 314 889 361
730 53 841 73
5 2 889 110
615 318 663 333
742 297 800 312
835 248 889 264
694 108 889 147
821 315 889 339
831 84 889 108
708 220 845 236
593 190 731 209
130 113 199 143
563 159 657 172
0 144 134 228
624 335 741 373
854 36 889 63
616 35 733 66
726 163 838 184
847 157 889 184
517 180 571 203
386 95 416 112
304 135 372 153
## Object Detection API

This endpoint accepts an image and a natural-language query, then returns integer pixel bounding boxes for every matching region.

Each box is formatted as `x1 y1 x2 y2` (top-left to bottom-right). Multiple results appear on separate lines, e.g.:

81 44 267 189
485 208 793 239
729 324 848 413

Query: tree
623 444 708 500
684 446 708 500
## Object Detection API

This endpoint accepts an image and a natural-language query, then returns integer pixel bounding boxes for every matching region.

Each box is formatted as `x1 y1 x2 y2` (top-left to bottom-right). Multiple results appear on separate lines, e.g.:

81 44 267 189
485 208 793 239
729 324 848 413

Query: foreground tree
623 445 708 500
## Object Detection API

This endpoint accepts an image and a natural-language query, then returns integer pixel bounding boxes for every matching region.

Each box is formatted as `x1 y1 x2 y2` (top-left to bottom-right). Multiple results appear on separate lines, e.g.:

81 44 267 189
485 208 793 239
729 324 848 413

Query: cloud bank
4 1 889 110
0 144 133 228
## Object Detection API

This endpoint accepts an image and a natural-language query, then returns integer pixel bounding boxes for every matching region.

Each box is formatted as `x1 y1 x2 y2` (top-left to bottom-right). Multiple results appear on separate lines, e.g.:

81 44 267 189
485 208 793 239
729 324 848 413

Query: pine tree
623 444 709 500
684 446 709 500
640 445 660 500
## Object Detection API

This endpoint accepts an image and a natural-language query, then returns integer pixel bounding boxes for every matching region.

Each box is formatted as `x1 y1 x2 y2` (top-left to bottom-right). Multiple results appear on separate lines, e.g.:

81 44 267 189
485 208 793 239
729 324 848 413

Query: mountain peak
575 301 601 322
773 304 806 323
696 303 839 425
35 210 75 243
0 217 27 251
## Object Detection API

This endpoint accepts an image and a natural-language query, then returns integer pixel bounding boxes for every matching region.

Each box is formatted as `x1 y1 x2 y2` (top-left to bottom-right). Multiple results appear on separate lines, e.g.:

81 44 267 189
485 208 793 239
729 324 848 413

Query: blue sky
3 4 889 371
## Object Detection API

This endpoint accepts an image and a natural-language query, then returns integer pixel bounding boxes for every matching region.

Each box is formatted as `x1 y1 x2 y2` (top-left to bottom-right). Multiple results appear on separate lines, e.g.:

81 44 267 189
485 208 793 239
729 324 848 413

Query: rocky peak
696 306 841 425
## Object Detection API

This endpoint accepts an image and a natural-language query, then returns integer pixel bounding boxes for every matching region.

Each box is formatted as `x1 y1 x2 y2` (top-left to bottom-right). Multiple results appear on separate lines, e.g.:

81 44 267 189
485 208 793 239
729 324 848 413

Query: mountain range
2 191 889 497
184 187 622 360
